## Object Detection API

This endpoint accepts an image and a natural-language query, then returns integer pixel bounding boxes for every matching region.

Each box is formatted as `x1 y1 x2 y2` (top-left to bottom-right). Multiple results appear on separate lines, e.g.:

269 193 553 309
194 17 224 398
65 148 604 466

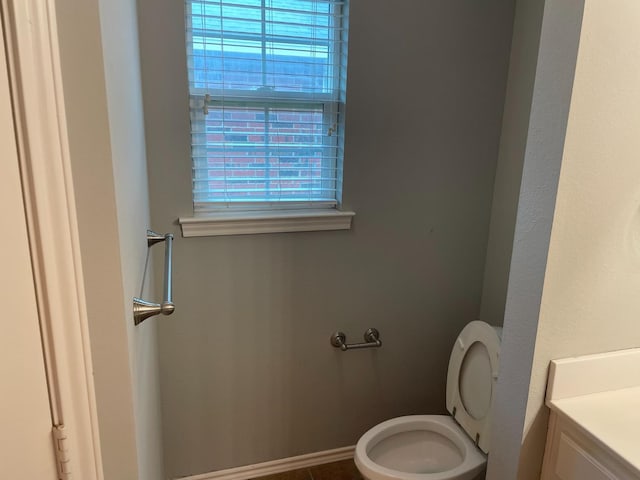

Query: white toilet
354 321 501 480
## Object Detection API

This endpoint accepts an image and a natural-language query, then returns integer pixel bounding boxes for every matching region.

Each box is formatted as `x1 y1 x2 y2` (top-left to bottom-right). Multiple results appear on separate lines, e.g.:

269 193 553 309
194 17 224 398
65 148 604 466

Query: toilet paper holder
330 328 381 351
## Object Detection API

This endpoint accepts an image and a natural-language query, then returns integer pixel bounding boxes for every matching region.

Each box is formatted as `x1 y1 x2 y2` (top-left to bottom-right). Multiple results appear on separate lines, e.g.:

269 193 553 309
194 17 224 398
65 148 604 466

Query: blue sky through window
189 0 334 94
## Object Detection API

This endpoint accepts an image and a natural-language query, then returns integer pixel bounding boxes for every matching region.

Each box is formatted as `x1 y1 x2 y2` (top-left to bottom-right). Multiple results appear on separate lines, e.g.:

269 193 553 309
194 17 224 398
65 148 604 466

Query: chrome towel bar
133 230 175 325
330 328 381 351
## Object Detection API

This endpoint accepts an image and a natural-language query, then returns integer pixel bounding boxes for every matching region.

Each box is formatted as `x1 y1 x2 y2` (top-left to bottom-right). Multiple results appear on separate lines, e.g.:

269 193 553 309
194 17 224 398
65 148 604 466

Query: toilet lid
446 321 501 454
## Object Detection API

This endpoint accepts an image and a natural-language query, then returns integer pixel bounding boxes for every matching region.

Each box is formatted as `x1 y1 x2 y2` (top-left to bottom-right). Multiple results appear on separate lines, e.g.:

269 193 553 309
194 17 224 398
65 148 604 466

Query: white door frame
1 1 104 479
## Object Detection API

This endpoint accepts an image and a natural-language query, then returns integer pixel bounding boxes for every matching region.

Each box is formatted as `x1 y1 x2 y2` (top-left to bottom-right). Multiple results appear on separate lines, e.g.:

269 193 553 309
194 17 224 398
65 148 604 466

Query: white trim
2 1 103 479
179 208 355 237
176 446 355 480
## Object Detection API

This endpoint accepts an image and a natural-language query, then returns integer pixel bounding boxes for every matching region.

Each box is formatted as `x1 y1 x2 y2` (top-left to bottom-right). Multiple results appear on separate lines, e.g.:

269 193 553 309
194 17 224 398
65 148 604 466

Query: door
0 16 59 479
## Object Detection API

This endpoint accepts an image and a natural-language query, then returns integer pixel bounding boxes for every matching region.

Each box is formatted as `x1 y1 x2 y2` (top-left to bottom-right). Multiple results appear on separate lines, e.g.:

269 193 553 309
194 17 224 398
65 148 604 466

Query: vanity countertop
545 348 640 477
548 386 640 474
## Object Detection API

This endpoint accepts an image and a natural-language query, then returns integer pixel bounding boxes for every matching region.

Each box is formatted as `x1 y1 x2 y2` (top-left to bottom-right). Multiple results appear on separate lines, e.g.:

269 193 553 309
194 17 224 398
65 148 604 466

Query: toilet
354 321 501 480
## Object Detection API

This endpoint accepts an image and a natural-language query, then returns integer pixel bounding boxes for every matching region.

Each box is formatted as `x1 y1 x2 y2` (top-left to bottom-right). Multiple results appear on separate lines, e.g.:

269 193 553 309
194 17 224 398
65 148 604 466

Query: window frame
179 0 354 236
186 0 347 213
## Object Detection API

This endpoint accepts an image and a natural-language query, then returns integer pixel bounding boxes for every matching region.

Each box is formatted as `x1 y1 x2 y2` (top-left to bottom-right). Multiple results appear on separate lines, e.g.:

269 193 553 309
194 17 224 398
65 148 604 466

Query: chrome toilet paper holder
330 328 381 351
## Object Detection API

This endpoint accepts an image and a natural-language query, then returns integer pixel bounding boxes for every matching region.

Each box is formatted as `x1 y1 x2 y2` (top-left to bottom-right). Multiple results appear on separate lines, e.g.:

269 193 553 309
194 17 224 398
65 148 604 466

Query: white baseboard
175 445 356 480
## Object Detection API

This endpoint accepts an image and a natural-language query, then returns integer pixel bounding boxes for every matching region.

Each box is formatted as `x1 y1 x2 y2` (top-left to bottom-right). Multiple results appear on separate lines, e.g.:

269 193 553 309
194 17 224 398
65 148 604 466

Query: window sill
178 209 355 237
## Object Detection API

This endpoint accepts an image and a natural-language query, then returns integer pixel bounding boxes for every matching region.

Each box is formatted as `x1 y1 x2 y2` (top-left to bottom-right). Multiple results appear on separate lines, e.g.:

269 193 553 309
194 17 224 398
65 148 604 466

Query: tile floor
250 459 364 480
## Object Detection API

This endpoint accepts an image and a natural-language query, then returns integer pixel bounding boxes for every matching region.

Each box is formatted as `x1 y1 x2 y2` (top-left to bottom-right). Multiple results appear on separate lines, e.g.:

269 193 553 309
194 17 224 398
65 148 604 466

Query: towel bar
133 230 175 325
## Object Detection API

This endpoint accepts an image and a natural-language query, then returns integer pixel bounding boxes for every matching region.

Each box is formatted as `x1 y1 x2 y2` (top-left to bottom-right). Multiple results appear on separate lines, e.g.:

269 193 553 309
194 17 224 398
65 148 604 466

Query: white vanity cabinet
542 408 639 480
540 349 640 480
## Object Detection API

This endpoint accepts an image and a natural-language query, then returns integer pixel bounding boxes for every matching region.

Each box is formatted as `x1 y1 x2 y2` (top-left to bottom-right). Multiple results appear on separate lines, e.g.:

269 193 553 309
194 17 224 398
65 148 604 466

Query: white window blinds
185 0 349 212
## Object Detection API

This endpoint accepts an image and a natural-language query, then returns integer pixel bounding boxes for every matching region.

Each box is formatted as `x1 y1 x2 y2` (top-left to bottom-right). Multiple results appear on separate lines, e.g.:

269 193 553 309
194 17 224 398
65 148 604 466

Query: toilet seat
355 415 486 480
446 321 501 454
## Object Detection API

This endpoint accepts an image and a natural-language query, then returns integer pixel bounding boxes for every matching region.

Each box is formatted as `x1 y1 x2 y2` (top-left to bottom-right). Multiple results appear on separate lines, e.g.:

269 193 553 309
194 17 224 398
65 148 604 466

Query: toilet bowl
354 321 501 480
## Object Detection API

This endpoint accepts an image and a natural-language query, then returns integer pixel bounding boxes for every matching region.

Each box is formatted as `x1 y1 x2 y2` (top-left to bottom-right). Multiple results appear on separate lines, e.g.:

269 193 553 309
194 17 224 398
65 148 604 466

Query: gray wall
486 0 585 478
54 0 140 477
137 1 515 477
97 0 166 478
479 0 546 327
55 0 164 478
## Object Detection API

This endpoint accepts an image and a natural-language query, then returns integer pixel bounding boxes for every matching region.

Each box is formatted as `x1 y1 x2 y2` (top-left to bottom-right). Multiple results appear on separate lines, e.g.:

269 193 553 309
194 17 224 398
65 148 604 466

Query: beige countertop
545 349 640 477
549 386 640 474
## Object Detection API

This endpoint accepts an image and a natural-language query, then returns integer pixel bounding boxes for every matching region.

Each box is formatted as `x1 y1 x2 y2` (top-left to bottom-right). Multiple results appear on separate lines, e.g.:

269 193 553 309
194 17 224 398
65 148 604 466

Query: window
185 0 349 216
